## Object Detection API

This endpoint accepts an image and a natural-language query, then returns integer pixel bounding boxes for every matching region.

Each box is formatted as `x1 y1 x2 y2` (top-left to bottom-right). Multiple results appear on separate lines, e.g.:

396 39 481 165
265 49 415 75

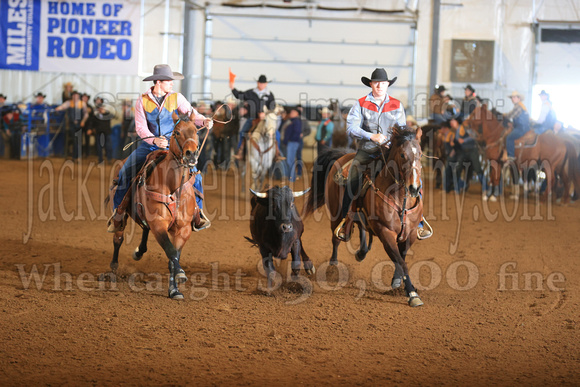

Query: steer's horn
292 187 311 197
249 189 268 198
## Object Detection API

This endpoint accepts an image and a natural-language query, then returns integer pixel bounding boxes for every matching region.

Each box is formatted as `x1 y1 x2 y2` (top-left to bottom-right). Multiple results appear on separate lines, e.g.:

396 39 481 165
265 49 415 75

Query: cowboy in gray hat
334 68 432 241
108 64 213 233
532 89 556 134
501 90 530 161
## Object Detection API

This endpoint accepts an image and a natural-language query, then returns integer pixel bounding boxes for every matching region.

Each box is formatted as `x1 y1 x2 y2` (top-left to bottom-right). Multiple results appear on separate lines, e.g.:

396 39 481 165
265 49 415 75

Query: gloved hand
204 117 213 130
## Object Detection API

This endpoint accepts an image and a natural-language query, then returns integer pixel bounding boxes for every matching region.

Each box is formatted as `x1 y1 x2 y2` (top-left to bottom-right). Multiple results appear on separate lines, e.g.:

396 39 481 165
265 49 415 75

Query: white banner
35 0 141 75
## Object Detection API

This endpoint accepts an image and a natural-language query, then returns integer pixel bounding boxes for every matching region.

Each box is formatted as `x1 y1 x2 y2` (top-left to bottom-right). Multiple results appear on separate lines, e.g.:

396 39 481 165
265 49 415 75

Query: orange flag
229 68 236 83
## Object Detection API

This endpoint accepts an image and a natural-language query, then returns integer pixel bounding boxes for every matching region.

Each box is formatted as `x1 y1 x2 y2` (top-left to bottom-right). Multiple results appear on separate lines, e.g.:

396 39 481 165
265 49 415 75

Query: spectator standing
283 107 302 182
316 107 334 155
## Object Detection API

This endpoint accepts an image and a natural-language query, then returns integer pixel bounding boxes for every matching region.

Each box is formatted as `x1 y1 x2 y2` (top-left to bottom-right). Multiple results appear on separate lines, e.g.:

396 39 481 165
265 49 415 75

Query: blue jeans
286 141 300 182
506 128 527 157
237 119 253 150
113 142 158 209
113 142 205 210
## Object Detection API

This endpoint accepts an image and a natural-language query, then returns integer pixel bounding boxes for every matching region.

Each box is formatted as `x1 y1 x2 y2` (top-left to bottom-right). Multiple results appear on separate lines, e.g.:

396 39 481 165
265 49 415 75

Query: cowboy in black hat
230 73 276 160
334 68 432 241
458 84 479 123
107 64 213 233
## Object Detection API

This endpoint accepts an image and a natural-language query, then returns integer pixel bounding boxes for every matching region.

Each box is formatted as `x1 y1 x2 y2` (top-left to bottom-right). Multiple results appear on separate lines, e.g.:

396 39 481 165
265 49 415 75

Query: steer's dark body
249 186 314 287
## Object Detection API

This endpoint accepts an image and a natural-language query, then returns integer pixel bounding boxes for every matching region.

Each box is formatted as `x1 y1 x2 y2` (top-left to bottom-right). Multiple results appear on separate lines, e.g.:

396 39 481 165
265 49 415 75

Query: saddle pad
516 130 538 147
333 159 354 186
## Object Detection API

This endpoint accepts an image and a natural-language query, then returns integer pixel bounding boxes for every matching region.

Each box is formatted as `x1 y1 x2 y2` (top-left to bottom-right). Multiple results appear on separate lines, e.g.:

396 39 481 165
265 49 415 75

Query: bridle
170 118 200 168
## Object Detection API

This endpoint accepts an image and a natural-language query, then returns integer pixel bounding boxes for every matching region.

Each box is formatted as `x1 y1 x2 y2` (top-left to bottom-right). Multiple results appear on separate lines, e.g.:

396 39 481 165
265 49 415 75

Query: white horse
247 106 283 191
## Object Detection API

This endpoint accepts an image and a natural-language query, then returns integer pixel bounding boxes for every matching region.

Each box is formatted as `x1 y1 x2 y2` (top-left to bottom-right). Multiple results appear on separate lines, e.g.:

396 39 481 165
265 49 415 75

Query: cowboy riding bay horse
108 112 204 299
304 125 425 307
464 105 580 202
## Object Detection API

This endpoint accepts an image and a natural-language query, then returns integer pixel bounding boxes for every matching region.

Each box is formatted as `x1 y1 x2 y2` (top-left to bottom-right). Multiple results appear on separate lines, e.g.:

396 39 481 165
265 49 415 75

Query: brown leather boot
234 140 245 160
193 209 211 232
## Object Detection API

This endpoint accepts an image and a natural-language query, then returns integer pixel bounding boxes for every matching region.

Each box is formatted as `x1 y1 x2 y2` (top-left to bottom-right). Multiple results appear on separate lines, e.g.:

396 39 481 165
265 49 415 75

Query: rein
375 141 420 242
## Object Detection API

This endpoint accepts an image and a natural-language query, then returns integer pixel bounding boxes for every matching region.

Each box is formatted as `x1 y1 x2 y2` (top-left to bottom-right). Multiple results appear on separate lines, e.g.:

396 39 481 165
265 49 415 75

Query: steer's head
250 186 310 233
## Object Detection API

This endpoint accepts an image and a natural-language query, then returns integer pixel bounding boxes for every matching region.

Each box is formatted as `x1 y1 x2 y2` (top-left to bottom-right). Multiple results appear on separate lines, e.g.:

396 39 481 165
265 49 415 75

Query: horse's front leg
391 240 411 291
133 228 149 261
172 224 192 284
110 230 124 272
377 229 423 307
154 230 185 300
355 226 373 262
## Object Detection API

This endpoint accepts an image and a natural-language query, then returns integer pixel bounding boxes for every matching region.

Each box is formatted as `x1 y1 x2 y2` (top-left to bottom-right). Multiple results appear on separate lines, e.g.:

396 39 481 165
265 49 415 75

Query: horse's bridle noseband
171 119 200 167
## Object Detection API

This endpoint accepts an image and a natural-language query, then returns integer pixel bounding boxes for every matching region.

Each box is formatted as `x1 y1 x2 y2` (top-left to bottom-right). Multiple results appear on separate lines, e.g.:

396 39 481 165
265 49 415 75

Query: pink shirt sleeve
176 93 206 127
134 95 156 145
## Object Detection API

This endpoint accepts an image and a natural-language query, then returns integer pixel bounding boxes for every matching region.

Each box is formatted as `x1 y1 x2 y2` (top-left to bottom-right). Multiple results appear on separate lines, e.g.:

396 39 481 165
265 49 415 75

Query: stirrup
334 218 350 242
417 218 433 240
193 209 211 232
107 209 126 233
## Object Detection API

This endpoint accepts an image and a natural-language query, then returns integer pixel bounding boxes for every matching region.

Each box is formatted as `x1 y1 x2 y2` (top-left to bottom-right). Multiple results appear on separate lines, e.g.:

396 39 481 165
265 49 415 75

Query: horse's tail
303 148 348 217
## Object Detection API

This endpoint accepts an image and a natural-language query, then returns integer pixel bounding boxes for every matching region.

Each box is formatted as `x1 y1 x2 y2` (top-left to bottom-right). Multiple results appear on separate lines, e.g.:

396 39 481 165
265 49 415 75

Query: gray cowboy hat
143 64 184 81
361 68 397 87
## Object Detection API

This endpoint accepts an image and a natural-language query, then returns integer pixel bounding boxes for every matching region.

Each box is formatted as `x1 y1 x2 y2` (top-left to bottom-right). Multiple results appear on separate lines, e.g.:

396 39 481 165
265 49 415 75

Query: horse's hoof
176 270 188 284
355 251 366 262
408 291 423 307
132 248 143 261
329 260 338 267
391 277 402 289
169 288 184 300
305 267 316 275
110 262 118 272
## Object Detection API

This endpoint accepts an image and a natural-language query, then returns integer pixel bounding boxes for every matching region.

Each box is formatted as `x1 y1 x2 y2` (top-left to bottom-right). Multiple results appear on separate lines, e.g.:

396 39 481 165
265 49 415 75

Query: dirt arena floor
0 157 579 385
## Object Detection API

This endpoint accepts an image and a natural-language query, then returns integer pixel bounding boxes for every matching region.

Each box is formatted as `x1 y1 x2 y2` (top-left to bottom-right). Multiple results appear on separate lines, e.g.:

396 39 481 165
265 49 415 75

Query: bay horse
211 105 238 169
247 105 283 190
109 112 203 299
464 104 579 202
304 125 425 307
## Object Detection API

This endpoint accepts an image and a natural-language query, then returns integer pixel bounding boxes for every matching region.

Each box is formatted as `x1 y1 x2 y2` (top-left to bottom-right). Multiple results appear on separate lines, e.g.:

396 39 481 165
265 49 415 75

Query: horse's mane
178 114 192 123
391 124 417 145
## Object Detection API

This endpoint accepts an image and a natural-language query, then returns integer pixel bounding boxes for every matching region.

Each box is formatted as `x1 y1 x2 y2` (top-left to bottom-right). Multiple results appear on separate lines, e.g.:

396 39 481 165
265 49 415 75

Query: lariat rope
122 103 233 152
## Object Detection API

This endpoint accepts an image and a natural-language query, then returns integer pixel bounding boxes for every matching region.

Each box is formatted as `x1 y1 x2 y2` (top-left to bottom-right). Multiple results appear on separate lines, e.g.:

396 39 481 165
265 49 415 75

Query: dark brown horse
304 125 425 307
109 113 203 299
464 105 579 202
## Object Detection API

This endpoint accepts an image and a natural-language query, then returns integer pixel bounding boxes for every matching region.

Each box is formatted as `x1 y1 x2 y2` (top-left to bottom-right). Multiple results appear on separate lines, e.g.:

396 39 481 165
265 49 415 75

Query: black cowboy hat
71 90 80 96
256 74 271 83
465 84 475 93
361 68 397 87
0 93 6 99
34 92 46 98
143 64 184 81
81 93 91 99
435 85 446 93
